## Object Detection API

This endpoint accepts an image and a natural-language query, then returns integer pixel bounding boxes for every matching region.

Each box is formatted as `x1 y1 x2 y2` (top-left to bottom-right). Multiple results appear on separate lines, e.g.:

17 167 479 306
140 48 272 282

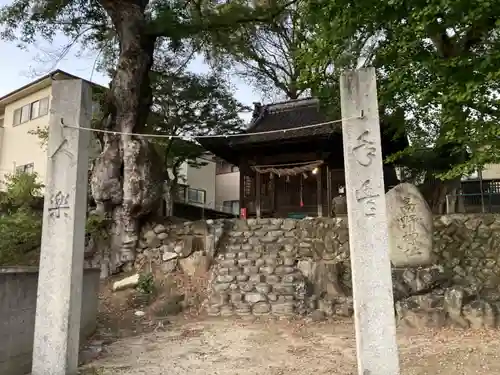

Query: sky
0 9 259 123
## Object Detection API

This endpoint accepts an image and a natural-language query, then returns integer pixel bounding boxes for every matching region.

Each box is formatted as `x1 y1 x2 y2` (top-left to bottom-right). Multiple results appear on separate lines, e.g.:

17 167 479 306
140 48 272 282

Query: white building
174 155 240 214
0 70 242 214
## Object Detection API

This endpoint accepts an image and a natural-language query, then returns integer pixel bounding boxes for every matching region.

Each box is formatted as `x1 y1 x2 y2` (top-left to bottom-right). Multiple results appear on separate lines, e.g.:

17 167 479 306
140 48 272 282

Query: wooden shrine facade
240 159 347 218
197 98 407 219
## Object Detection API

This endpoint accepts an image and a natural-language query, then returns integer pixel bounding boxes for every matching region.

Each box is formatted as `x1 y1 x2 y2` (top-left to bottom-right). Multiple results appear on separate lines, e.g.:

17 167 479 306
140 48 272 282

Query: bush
0 208 42 264
0 171 44 265
0 171 44 213
137 272 155 295
0 171 109 266
86 213 111 241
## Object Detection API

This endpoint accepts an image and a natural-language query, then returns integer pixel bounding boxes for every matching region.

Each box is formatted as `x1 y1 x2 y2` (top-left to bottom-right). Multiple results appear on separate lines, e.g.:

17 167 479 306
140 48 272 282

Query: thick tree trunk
91 0 163 274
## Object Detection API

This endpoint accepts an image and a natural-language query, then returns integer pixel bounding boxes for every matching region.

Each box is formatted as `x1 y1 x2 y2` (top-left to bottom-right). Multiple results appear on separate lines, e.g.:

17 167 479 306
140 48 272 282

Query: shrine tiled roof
197 97 341 152
196 97 408 166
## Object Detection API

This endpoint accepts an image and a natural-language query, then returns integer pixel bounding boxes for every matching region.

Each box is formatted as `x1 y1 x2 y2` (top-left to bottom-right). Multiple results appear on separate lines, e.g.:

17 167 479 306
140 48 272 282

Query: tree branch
148 0 299 38
460 17 498 53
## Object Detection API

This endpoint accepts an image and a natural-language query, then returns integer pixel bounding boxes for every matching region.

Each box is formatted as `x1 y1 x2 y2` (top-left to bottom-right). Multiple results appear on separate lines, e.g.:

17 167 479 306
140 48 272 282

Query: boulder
444 286 469 328
191 220 209 235
112 274 140 292
153 223 167 234
143 229 161 248
386 183 433 267
179 252 210 276
161 259 178 273
463 300 496 329
313 262 345 298
162 251 178 262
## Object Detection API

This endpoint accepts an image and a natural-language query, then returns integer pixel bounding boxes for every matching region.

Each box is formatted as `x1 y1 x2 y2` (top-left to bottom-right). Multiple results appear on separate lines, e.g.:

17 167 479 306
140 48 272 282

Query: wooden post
239 169 245 218
340 68 400 375
270 173 276 214
326 165 332 217
255 170 261 218
316 165 323 217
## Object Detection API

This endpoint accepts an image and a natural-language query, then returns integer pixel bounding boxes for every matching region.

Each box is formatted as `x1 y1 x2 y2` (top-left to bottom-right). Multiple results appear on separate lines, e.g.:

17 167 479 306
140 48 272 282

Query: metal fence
447 179 500 213
175 185 207 206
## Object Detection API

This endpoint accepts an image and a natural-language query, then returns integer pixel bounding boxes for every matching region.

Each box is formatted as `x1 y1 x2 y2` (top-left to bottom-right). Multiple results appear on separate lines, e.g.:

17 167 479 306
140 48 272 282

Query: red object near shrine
240 207 247 219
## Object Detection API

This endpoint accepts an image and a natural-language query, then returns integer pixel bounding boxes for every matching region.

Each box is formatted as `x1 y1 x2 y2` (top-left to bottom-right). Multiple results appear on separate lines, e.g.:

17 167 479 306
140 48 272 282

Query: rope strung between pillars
250 160 324 177
251 160 324 209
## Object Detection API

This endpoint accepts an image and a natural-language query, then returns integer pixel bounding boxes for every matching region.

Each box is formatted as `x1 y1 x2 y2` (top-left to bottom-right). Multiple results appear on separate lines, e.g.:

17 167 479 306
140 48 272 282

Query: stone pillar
340 68 400 375
32 79 91 375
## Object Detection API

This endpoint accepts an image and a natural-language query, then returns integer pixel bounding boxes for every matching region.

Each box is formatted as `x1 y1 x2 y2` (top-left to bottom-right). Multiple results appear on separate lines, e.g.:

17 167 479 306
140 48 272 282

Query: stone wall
433 215 500 289
132 214 500 328
0 267 100 375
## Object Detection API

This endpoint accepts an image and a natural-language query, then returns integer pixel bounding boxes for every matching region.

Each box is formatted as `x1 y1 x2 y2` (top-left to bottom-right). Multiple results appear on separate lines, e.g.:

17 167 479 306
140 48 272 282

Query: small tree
147 55 246 215
0 170 44 213
0 171 44 265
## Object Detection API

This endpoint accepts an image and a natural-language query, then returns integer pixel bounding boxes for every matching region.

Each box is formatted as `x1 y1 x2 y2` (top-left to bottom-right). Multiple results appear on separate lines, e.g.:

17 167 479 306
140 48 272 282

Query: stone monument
31 79 91 375
386 182 433 267
340 68 400 375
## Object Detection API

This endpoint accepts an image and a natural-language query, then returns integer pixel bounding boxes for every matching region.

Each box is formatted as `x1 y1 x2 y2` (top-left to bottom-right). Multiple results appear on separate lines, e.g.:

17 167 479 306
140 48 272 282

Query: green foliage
137 272 155 295
301 0 500 180
28 126 49 147
147 52 246 183
0 208 42 264
0 0 296 58
207 1 312 100
0 171 44 213
85 213 111 241
0 172 43 265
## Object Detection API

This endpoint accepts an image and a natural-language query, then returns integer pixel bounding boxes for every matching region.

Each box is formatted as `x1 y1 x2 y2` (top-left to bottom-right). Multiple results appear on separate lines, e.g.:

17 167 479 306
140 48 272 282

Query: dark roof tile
247 97 328 133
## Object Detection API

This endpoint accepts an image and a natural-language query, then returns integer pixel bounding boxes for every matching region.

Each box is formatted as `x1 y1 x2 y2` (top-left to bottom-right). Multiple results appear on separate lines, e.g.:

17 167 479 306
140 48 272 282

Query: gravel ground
82 318 500 375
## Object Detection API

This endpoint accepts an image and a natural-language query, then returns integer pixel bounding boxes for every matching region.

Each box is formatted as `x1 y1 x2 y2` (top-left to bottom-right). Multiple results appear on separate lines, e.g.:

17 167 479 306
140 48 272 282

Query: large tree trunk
91 0 163 274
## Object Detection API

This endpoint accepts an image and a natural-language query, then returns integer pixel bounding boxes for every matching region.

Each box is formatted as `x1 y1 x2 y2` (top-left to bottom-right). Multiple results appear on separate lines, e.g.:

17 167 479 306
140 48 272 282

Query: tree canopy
0 0 296 51
302 0 500 181
146 50 246 185
0 0 297 270
208 1 312 100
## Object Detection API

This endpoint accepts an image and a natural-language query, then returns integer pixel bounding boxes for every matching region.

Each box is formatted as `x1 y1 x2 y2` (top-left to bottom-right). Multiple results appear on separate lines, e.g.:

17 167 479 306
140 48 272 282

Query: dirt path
81 318 500 375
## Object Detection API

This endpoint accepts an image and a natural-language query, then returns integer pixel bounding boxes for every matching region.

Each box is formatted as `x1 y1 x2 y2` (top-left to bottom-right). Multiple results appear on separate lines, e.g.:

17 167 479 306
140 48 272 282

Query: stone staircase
206 219 311 317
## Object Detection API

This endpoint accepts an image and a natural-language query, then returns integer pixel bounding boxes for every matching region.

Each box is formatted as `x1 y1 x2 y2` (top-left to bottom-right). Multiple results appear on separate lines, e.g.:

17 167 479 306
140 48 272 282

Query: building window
31 97 49 119
13 108 21 125
13 96 49 126
31 100 40 119
16 163 34 174
187 188 206 205
223 200 240 215
39 97 49 116
14 104 31 125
